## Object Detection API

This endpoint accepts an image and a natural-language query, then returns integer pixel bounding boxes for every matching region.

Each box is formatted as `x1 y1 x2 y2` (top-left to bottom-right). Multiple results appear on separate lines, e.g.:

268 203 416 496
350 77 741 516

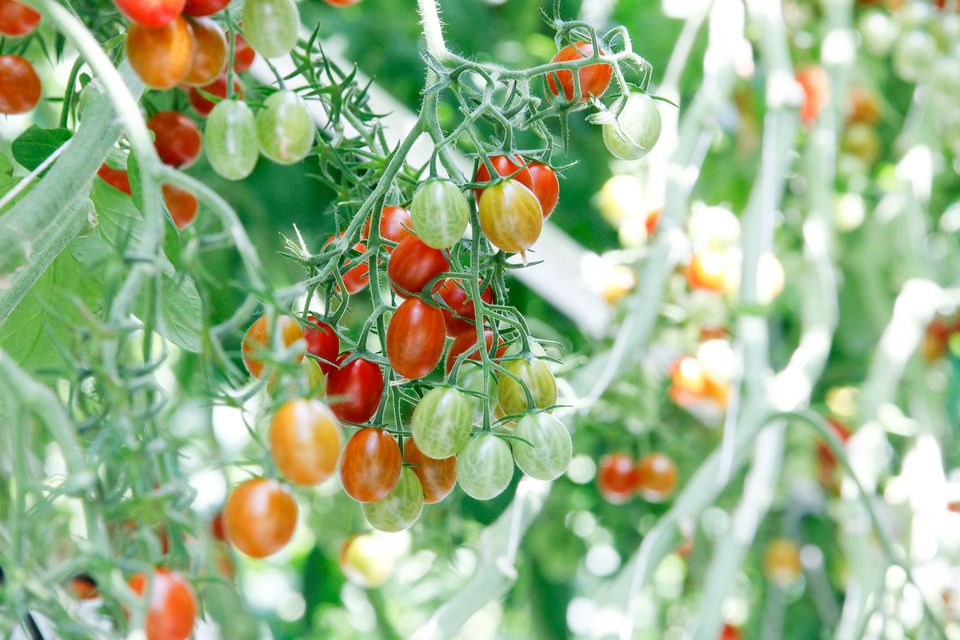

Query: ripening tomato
127 568 196 640
387 235 448 296
411 386 472 459
243 0 299 58
230 33 256 73
182 17 227 86
189 74 243 117
340 428 402 502
512 413 572 481
435 279 493 336
386 298 445 380
362 205 413 250
305 315 340 374
162 184 198 229
603 93 662 161
404 438 457 504
115 0 185 27
211 510 226 541
763 538 802 587
546 41 612 102
98 163 132 195
635 452 677 502
183 0 229 16
147 111 202 168
527 162 560 218
362 467 424 532
205 99 259 180
496 357 557 417
126 17 195 90
720 624 742 640
669 355 708 406
325 0 360 5
847 86 879 125
645 208 661 236
323 235 369 294
445 328 506 373
685 250 727 292
257 90 314 164
241 314 305 378
473 155 533 203
339 533 394 588
478 180 543 256
456 433 514 500
326 356 383 423
224 478 298 557
0 54 40 114
796 66 829 125
270 399 342 485
597 453 639 503
69 574 99 600
0 0 40 36
410 180 469 250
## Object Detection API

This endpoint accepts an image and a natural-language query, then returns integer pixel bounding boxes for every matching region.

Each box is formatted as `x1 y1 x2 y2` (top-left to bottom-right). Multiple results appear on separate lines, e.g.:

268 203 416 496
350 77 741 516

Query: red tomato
189 74 243 117
305 314 340 374
69 574 99 600
720 624 741 640
796 66 829 125
241 314 305 378
474 155 533 203
128 568 196 640
363 205 413 251
127 17 195 90
0 0 40 36
527 162 560 218
386 298 445 380
183 0 229 16
435 279 493 336
223 478 298 558
163 184 198 229
340 428 402 502
546 42 612 102
387 235 448 296
597 453 639 503
634 452 678 502
98 163 132 195
817 418 852 467
325 0 360 4
324 235 370 294
182 17 227 86
444 328 505 373
147 111 202 168
404 437 457 504
645 208 661 236
115 0 186 27
211 510 226 541
0 54 40 114
326 356 383 423
230 33 256 73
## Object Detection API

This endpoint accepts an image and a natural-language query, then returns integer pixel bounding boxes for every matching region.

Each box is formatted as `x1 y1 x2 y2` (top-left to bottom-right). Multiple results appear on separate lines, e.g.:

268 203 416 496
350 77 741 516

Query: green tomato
456 433 514 500
257 91 314 164
410 179 469 249
205 99 259 181
411 386 472 459
361 467 424 532
496 357 557 418
242 0 299 59
512 413 571 481
602 93 662 161
893 30 937 83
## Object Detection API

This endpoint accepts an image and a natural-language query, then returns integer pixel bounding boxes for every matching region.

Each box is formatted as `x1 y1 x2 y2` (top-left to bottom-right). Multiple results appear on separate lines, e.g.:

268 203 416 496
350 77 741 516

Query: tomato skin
98 163 132 195
211 510 226 541
325 356 383 423
147 111 202 168
362 467 424 532
325 0 360 5
546 41 612 102
478 180 543 256
304 314 340 374
243 0 299 58
340 428 402 502
127 17 195 90
473 155 533 203
435 279 493 336
597 453 639 503
323 236 370 294
410 179 470 250
445 328 505 373
69 575 99 600
512 413 572 481
720 624 741 640
270 399 342 485
496 357 557 417
796 66 829 125
363 205 413 251
224 478 298 558
763 538 802 587
162 184 198 229
256 90 314 164
0 55 40 114
241 314 305 378
456 434 514 500
205 99 259 180
603 93 662 161
634 452 677 502
128 569 196 640
411 386 473 459
189 74 243 117
386 298 445 380
527 162 560 218
387 235 448 296
231 33 256 73
182 17 227 86
0 0 40 37
115 0 186 27
183 0 229 16
404 438 457 504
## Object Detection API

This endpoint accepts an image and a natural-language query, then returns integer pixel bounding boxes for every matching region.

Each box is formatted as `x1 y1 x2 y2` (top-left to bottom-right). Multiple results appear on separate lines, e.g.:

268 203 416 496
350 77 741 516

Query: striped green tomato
411 386 472 459
512 413 572 481
257 91 314 164
456 433 514 500
205 99 258 181
242 0 299 59
361 468 424 532
410 179 469 249
496 357 557 417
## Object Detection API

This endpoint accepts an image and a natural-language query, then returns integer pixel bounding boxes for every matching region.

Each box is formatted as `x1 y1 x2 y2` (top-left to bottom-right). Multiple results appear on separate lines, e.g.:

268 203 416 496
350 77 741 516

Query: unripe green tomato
410 179 469 249
496 357 557 417
243 0 299 59
512 413 572 481
411 386 473 459
361 467 424 532
205 99 259 181
478 180 543 255
456 433 514 500
257 91 314 164
602 93 662 161
893 30 937 83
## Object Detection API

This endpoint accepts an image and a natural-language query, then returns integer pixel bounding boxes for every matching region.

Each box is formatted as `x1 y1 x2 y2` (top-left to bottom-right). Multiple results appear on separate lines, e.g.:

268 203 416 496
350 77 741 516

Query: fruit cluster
0 0 42 115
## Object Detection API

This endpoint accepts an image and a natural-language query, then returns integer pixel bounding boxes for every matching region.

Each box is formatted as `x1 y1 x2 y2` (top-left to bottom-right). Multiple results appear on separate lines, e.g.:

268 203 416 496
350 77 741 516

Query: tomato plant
126 17 195 89
0 54 40 114
411 386 472 459
128 568 196 640
270 398 342 485
325 356 383 423
204 98 259 180
147 111 202 168
456 433 514 500
0 0 39 36
387 235 448 296
546 41 612 102
403 438 457 504
223 478 299 558
340 427 402 502
478 179 543 256
386 298 445 380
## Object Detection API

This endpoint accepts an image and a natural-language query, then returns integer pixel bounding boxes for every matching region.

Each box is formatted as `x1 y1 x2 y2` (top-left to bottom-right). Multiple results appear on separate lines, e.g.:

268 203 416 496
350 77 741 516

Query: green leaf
138 271 204 354
11 126 73 171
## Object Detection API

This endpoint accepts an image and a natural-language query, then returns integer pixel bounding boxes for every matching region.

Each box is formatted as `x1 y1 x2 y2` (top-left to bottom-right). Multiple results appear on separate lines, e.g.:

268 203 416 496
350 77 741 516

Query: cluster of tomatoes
0 0 42 115
596 451 678 504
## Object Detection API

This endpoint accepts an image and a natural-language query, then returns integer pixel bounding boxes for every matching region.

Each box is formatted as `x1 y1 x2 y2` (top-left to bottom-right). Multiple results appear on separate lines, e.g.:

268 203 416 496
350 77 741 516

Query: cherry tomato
325 0 360 5
304 314 340 374
0 54 40 114
763 538 802 587
189 74 243 117
435 279 493 336
496 357 557 417
69 574 99 600
339 534 394 588
478 179 543 256
211 510 226 541
720 624 742 640
126 17 195 90
669 355 708 406
411 386 472 459
115 0 185 27
645 208 661 236
98 163 132 195
224 478 298 557
257 90 314 164
0 0 39 36
546 41 612 102
243 0 298 58
634 452 677 502
404 438 457 504
270 398 342 485
340 427 402 502
386 298 445 380
163 184 198 229
603 93 662 161
230 33 256 73
241 314 304 378
473 155 533 203
410 179 469 250
127 568 196 640
456 433 514 500
205 99 259 180
147 111 202 168
527 162 560 218
323 235 369 294
362 467 424 532
512 413 572 481
387 235 448 296
796 66 829 125
326 355 383 423
597 453 638 503
182 17 227 86
685 250 727 292
183 0 229 16
362 205 413 251
445 328 506 373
